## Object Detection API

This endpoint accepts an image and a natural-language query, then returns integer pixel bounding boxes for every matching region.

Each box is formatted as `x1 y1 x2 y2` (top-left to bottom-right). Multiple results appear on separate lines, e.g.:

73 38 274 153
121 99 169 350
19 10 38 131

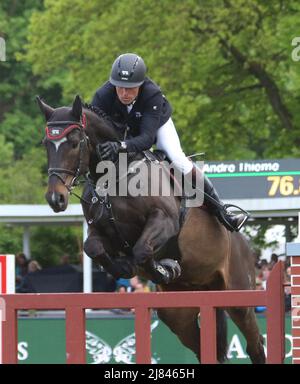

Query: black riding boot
190 165 248 232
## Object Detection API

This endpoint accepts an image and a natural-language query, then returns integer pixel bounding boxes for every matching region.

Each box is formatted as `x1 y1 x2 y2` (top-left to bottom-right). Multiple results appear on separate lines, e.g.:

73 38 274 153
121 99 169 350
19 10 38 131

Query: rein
80 174 133 257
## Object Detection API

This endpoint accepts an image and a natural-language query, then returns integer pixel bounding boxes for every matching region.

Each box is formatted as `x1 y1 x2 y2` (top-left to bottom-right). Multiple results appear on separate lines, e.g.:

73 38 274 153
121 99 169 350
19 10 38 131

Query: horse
37 94 265 363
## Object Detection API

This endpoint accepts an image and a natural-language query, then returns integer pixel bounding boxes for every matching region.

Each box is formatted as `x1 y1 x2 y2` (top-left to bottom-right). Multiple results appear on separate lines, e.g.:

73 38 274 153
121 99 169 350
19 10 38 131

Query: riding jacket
91 77 172 153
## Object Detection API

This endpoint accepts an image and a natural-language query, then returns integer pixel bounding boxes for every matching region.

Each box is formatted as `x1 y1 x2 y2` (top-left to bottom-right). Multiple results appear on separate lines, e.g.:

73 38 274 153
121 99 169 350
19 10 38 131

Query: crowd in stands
15 253 42 291
115 276 154 293
15 251 154 295
255 253 291 313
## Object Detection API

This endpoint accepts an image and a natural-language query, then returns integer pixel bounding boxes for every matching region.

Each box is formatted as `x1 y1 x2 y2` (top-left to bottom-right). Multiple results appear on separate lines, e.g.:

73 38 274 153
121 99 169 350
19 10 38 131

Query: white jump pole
0 255 14 365
83 220 92 293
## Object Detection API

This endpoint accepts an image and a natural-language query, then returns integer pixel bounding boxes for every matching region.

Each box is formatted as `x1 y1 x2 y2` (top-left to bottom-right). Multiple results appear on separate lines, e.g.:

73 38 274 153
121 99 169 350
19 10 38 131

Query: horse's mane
83 103 112 122
82 103 123 141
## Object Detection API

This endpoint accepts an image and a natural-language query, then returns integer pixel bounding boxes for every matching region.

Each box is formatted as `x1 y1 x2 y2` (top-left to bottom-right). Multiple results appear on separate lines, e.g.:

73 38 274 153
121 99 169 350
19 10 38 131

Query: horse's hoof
117 259 137 279
105 258 137 280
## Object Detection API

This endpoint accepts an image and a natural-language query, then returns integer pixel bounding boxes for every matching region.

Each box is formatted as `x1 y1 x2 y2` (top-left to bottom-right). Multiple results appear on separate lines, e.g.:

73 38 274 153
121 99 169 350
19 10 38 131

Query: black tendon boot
190 165 248 232
148 259 181 285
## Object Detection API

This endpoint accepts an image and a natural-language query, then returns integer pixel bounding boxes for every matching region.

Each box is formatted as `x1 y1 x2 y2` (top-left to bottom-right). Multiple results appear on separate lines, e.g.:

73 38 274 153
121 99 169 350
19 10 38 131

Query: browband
45 113 86 140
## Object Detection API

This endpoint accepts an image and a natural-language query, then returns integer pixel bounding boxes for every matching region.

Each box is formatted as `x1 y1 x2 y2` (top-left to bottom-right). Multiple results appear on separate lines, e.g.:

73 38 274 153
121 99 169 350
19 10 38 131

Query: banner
16 314 292 364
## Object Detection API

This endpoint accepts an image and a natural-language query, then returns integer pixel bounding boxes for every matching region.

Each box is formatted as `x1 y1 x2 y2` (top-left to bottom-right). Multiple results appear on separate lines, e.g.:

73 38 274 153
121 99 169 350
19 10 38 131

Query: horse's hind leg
157 307 227 363
227 307 265 364
157 308 201 362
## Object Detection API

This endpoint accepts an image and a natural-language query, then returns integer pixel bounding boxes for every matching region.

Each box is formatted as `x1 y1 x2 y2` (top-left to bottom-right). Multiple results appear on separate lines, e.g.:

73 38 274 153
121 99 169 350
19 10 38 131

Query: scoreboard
205 159 300 200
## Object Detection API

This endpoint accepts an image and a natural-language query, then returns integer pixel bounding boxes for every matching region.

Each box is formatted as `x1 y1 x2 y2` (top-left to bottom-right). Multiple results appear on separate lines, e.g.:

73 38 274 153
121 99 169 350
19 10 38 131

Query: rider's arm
124 94 163 153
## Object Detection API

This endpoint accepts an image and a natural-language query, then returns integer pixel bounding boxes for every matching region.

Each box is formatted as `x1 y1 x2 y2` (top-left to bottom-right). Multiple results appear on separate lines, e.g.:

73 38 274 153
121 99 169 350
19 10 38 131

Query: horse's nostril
58 194 65 204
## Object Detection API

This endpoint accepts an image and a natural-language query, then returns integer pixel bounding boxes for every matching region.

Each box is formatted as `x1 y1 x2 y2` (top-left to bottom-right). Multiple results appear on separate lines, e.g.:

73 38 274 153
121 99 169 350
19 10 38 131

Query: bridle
46 113 89 194
45 109 135 256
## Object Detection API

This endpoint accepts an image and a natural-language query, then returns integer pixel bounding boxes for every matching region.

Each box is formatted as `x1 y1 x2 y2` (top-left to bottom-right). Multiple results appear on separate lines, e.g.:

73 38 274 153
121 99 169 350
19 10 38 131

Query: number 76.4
267 176 297 196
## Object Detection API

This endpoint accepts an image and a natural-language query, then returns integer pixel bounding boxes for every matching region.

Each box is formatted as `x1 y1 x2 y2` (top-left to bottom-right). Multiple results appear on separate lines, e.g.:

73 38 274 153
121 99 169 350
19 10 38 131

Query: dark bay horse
38 95 265 363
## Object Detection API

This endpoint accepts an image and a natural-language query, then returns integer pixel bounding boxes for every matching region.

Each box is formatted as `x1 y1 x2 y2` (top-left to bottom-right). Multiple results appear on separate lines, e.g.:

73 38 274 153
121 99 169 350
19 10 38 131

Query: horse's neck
84 109 124 182
85 109 120 145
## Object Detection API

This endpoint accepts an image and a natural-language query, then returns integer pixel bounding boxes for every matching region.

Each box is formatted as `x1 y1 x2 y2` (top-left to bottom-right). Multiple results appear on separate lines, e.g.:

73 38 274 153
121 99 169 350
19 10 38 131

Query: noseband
46 113 89 192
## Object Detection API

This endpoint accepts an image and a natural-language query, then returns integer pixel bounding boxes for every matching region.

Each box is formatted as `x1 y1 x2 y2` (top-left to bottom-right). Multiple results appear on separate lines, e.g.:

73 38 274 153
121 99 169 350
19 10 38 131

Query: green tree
30 225 83 267
0 0 62 159
0 1 90 266
0 0 63 207
25 0 300 160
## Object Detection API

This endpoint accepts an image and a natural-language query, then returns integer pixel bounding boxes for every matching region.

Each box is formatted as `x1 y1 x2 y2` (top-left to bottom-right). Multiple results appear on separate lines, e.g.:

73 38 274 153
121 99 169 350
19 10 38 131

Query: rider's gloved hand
97 141 121 161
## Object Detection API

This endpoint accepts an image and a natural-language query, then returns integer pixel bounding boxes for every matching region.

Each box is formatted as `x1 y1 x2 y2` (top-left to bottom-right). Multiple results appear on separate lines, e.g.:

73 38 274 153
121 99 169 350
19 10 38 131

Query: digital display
205 159 300 200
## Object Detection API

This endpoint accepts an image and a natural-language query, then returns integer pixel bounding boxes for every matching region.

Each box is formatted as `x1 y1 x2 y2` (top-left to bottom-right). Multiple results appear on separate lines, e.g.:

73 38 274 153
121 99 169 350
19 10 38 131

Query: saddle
143 149 167 163
142 149 188 228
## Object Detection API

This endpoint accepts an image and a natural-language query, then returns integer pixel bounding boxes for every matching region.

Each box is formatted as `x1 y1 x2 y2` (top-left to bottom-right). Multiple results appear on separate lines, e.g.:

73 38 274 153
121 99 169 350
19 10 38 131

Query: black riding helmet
109 53 147 88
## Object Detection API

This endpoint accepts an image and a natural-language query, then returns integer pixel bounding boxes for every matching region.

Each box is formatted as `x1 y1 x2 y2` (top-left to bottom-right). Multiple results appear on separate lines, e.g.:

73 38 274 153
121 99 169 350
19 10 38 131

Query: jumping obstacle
0 255 15 364
0 262 285 364
0 255 15 294
285 212 300 364
286 242 300 364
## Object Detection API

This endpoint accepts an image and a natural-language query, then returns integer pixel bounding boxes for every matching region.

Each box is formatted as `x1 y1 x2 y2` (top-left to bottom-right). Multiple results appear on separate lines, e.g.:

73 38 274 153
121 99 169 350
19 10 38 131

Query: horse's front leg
132 208 181 284
83 229 137 279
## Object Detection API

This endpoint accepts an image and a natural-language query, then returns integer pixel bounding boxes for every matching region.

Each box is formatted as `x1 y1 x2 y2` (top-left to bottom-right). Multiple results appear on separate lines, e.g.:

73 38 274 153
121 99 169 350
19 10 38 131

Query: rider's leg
156 118 193 175
156 118 248 232
190 165 248 231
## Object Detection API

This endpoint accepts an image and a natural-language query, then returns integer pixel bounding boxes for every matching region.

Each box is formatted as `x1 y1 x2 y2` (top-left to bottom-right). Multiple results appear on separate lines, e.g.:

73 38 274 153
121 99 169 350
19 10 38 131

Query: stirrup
222 204 250 231
235 214 249 231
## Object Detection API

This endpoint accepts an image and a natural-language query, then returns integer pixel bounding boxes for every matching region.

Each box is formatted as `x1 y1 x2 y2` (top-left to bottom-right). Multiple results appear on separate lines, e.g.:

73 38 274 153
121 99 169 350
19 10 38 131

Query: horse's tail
216 308 228 363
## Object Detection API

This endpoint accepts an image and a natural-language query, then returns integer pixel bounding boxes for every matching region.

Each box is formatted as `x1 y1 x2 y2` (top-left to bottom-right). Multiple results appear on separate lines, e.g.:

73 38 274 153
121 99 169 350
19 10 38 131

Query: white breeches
156 118 193 175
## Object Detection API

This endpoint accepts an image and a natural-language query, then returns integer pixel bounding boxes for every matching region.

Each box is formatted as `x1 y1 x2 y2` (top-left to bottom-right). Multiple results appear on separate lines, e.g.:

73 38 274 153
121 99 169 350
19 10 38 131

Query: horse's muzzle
45 190 68 212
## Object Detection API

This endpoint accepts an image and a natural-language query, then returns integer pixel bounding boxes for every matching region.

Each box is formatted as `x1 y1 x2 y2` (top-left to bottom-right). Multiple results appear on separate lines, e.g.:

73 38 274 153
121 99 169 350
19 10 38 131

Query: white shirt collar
126 99 136 113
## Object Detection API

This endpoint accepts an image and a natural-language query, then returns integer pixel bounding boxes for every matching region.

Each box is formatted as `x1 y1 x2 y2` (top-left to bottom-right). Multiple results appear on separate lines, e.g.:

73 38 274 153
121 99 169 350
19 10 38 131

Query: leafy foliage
25 0 300 160
30 225 83 267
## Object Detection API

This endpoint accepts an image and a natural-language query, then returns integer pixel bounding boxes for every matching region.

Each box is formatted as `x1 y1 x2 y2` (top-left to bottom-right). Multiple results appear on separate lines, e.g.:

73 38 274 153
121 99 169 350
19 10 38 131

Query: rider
92 53 248 233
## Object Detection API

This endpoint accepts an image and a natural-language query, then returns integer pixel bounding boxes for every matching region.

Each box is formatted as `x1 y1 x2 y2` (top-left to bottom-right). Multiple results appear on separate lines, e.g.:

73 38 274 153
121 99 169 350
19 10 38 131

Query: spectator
131 277 152 292
269 253 278 269
15 253 28 289
255 276 266 313
284 266 291 312
130 276 140 290
17 260 42 294
27 260 42 273
133 281 151 293
258 263 270 289
116 278 132 292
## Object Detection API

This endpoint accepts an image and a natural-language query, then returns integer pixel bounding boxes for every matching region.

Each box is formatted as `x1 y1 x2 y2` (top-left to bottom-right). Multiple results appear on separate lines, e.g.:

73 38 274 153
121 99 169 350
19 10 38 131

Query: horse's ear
36 96 54 122
72 95 82 120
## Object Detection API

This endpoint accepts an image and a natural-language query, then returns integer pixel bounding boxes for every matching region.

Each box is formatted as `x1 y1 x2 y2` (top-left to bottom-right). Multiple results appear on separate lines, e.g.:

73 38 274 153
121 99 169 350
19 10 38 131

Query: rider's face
116 86 140 105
